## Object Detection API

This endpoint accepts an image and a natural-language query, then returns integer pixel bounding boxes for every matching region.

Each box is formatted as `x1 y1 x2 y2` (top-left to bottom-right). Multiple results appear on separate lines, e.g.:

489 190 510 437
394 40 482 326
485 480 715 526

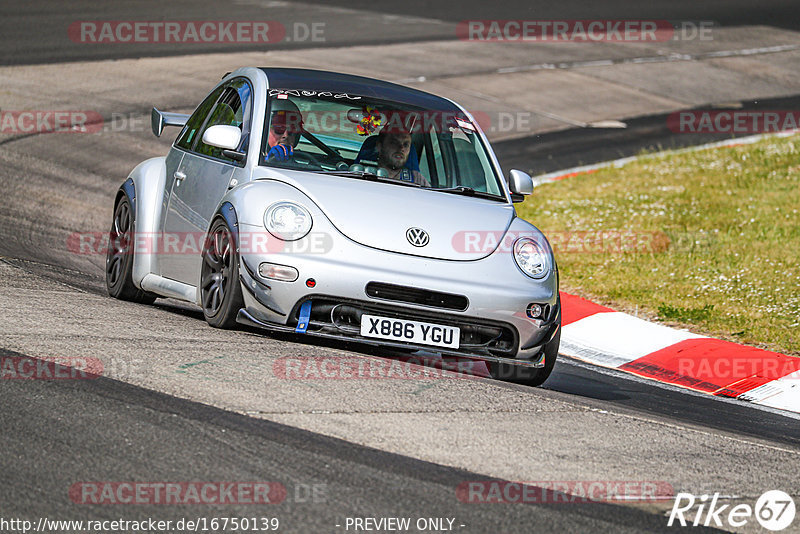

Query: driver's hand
267 144 293 162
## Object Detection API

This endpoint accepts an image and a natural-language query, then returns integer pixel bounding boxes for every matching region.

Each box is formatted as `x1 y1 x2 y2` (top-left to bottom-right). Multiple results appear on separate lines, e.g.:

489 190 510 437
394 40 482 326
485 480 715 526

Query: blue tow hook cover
295 300 312 333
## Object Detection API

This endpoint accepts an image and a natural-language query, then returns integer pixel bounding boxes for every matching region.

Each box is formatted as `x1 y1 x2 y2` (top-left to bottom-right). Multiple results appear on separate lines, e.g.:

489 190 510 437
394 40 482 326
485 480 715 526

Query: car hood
258 171 515 261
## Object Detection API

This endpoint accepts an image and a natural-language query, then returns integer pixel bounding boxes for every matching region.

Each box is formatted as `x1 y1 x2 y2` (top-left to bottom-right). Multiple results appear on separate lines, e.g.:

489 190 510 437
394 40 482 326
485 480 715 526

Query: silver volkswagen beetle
106 67 561 385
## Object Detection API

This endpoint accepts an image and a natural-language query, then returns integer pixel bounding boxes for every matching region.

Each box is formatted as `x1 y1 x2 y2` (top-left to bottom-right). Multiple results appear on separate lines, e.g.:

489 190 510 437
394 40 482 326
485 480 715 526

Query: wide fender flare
122 156 167 287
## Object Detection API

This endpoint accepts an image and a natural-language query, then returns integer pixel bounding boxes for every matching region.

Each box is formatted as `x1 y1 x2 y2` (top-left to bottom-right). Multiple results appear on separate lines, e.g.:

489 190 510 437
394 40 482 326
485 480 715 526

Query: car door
161 78 253 286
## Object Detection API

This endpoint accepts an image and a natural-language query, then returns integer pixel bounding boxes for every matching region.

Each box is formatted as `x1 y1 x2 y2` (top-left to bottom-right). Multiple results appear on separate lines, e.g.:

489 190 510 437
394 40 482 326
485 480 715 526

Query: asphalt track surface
4 0 800 65
499 93 800 175
2 2 800 533
0 347 723 533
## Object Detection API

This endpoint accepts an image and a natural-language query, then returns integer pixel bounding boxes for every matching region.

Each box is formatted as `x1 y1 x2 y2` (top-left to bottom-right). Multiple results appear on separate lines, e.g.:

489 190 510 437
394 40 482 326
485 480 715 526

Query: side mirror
202 125 242 150
508 169 533 203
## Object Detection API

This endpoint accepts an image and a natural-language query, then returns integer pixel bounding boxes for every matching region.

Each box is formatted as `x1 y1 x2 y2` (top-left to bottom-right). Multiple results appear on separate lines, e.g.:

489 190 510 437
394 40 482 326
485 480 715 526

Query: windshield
260 90 506 199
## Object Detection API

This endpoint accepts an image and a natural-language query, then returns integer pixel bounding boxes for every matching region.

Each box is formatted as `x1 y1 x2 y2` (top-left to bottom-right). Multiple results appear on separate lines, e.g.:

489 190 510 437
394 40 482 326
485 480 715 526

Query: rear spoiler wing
151 107 190 137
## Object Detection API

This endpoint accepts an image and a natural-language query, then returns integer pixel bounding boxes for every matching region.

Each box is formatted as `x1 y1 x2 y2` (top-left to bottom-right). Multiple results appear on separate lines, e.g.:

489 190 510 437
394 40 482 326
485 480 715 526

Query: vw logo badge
406 227 430 247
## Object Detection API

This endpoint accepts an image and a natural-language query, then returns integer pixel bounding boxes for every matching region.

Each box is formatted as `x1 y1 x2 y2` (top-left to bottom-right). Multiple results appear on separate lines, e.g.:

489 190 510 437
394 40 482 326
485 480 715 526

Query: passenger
374 128 430 186
265 98 303 162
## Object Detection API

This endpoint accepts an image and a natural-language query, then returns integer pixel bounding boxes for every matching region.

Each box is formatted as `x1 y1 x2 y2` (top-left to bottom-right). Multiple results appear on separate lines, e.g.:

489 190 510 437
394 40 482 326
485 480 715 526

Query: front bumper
235 222 560 366
237 307 558 369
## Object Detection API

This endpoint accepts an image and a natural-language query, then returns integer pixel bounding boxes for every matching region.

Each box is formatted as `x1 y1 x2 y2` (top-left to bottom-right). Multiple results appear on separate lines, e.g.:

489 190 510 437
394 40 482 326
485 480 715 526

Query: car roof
259 68 460 111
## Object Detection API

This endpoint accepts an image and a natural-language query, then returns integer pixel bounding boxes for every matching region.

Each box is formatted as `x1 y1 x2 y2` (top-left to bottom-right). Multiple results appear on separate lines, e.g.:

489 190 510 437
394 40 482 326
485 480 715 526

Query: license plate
360 314 460 349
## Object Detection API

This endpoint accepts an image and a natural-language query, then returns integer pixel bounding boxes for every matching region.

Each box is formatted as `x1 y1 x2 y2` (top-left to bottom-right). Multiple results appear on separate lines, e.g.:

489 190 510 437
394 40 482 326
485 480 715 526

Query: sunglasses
270 123 301 135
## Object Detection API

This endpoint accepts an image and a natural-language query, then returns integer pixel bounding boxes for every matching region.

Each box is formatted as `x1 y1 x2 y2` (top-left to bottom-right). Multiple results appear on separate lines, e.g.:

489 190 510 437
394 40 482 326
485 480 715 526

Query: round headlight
513 237 550 279
264 202 312 241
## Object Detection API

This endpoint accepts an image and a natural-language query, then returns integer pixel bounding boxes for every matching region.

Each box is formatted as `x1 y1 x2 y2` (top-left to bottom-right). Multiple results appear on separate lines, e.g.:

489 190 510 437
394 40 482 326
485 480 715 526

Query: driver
375 127 430 186
265 98 303 162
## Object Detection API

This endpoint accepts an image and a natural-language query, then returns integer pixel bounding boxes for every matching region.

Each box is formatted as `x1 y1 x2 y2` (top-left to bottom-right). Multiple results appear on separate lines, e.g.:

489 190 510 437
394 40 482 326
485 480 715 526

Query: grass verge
517 134 800 356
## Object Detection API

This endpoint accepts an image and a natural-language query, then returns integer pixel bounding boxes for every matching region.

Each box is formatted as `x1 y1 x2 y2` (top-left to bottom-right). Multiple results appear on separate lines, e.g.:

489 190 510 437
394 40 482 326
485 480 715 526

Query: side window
177 78 253 164
194 87 243 161
175 86 224 151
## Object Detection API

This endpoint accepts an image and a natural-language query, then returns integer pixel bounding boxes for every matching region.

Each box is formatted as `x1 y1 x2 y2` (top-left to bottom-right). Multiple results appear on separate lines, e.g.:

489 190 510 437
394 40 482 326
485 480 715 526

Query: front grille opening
365 282 469 311
291 297 516 356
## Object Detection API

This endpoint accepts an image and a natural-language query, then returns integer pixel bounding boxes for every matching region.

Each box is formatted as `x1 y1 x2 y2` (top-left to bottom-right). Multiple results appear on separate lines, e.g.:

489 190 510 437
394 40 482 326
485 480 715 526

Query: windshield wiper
319 169 377 178
430 186 476 194
428 186 505 201
318 170 422 187
318 172 503 197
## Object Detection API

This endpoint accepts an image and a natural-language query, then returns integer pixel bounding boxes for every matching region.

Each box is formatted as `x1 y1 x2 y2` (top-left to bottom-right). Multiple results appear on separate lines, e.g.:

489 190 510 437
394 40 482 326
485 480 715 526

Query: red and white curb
559 292 800 414
536 130 800 414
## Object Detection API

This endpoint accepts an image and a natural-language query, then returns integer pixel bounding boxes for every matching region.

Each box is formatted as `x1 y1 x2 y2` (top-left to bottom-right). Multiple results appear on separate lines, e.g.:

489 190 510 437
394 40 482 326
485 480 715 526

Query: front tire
489 328 560 387
105 194 157 304
200 217 244 328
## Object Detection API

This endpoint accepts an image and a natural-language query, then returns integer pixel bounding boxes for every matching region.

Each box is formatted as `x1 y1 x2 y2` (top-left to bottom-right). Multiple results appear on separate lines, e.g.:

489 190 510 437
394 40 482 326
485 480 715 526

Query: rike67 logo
668 490 796 531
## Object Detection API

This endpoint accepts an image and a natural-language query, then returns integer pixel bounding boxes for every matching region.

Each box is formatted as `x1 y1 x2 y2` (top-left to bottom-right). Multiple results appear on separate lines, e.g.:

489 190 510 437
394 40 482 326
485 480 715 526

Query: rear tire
105 194 157 304
489 328 560 387
200 217 244 329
